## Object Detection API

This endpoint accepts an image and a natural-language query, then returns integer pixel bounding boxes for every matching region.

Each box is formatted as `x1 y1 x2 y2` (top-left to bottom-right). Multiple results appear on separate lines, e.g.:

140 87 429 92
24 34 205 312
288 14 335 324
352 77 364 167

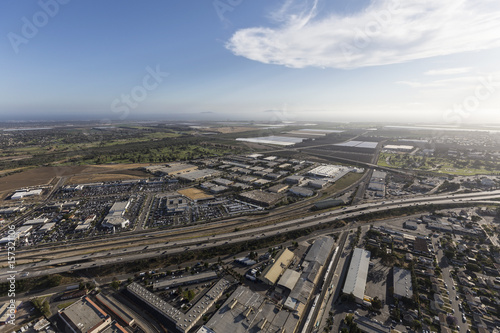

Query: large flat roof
304 236 335 266
277 269 301 291
58 296 109 333
343 248 371 301
205 285 299 333
393 267 413 299
153 271 218 289
260 248 295 285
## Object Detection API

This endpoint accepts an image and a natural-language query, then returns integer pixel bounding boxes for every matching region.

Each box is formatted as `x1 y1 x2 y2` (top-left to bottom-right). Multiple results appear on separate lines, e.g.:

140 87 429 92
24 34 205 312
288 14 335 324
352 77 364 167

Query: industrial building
260 248 295 285
153 271 219 290
288 186 314 197
268 184 289 193
404 220 418 230
37 222 56 234
307 179 329 189
393 267 413 299
127 279 230 333
276 269 301 294
11 189 43 200
178 169 221 182
95 294 135 327
343 248 371 304
281 237 335 318
308 165 347 178
202 285 299 333
383 144 414 152
58 296 112 333
102 201 130 229
23 217 49 225
145 163 198 176
238 190 284 208
285 176 304 185
304 236 335 267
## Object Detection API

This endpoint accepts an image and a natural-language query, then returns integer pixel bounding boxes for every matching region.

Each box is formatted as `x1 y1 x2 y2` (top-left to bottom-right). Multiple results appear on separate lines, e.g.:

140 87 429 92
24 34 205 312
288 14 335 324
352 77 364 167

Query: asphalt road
2 190 500 281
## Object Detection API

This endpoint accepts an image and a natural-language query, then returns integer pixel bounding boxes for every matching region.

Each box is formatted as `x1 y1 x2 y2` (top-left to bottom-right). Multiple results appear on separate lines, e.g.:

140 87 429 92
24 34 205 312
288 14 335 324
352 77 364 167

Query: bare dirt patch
0 163 153 194
178 187 213 201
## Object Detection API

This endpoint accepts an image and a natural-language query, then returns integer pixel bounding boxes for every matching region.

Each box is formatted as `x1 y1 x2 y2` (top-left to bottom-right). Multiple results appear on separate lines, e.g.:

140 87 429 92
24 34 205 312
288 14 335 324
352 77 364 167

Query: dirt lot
0 163 152 196
178 187 213 201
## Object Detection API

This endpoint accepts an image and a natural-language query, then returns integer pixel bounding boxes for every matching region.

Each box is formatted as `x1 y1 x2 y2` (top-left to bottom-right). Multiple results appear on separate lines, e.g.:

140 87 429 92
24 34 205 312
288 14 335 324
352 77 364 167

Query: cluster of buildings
366 170 387 198
57 296 129 333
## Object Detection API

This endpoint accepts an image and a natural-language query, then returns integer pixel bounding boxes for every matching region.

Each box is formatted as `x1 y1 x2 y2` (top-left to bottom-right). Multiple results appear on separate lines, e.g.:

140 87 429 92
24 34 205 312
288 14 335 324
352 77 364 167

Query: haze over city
2 2 500 333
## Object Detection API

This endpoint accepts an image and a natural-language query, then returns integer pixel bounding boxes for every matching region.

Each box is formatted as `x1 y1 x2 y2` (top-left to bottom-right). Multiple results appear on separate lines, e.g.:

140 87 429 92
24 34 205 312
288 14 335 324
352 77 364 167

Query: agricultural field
378 152 500 175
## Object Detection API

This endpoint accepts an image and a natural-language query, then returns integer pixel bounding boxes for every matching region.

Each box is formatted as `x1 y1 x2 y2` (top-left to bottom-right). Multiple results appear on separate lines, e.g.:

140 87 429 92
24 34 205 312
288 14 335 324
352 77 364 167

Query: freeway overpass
2 189 500 280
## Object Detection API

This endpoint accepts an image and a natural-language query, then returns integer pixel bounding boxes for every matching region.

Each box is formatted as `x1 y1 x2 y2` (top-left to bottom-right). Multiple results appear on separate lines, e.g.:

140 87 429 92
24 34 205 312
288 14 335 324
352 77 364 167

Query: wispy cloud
397 75 486 89
226 0 500 69
424 67 473 76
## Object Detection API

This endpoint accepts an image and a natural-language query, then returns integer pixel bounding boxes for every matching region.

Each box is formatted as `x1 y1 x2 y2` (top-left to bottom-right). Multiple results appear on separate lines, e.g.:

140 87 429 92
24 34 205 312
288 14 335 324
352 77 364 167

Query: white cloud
226 0 500 69
424 67 473 76
397 71 500 90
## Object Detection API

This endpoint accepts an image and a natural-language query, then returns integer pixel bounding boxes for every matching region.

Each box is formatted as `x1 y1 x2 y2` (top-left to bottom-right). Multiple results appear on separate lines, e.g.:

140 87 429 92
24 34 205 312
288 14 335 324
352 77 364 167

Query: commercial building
393 267 413 299
23 217 49 225
153 271 219 290
145 163 198 176
383 144 414 152
102 201 130 229
202 285 299 333
268 184 289 193
404 220 418 230
289 186 315 197
127 279 230 333
11 189 43 200
343 248 371 303
308 165 347 178
260 248 295 285
178 169 221 182
308 179 329 189
37 222 56 234
58 296 112 333
304 236 335 267
285 176 304 185
238 190 284 208
276 269 301 294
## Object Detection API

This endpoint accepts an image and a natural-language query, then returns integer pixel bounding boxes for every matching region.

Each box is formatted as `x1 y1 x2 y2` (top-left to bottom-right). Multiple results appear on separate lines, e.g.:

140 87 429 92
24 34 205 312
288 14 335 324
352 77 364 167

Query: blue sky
1 0 500 124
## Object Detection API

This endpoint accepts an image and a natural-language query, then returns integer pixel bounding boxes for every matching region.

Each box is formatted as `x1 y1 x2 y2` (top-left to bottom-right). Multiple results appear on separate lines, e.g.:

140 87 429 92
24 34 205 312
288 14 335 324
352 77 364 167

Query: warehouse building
285 176 304 185
393 267 413 300
308 164 348 178
11 189 43 200
238 190 284 208
58 296 112 333
260 248 295 285
23 217 49 225
102 201 130 229
178 169 221 182
268 184 289 193
343 248 371 304
276 269 301 294
145 163 198 176
304 236 335 267
127 279 230 333
289 186 315 197
153 271 219 290
202 285 299 333
404 220 418 230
